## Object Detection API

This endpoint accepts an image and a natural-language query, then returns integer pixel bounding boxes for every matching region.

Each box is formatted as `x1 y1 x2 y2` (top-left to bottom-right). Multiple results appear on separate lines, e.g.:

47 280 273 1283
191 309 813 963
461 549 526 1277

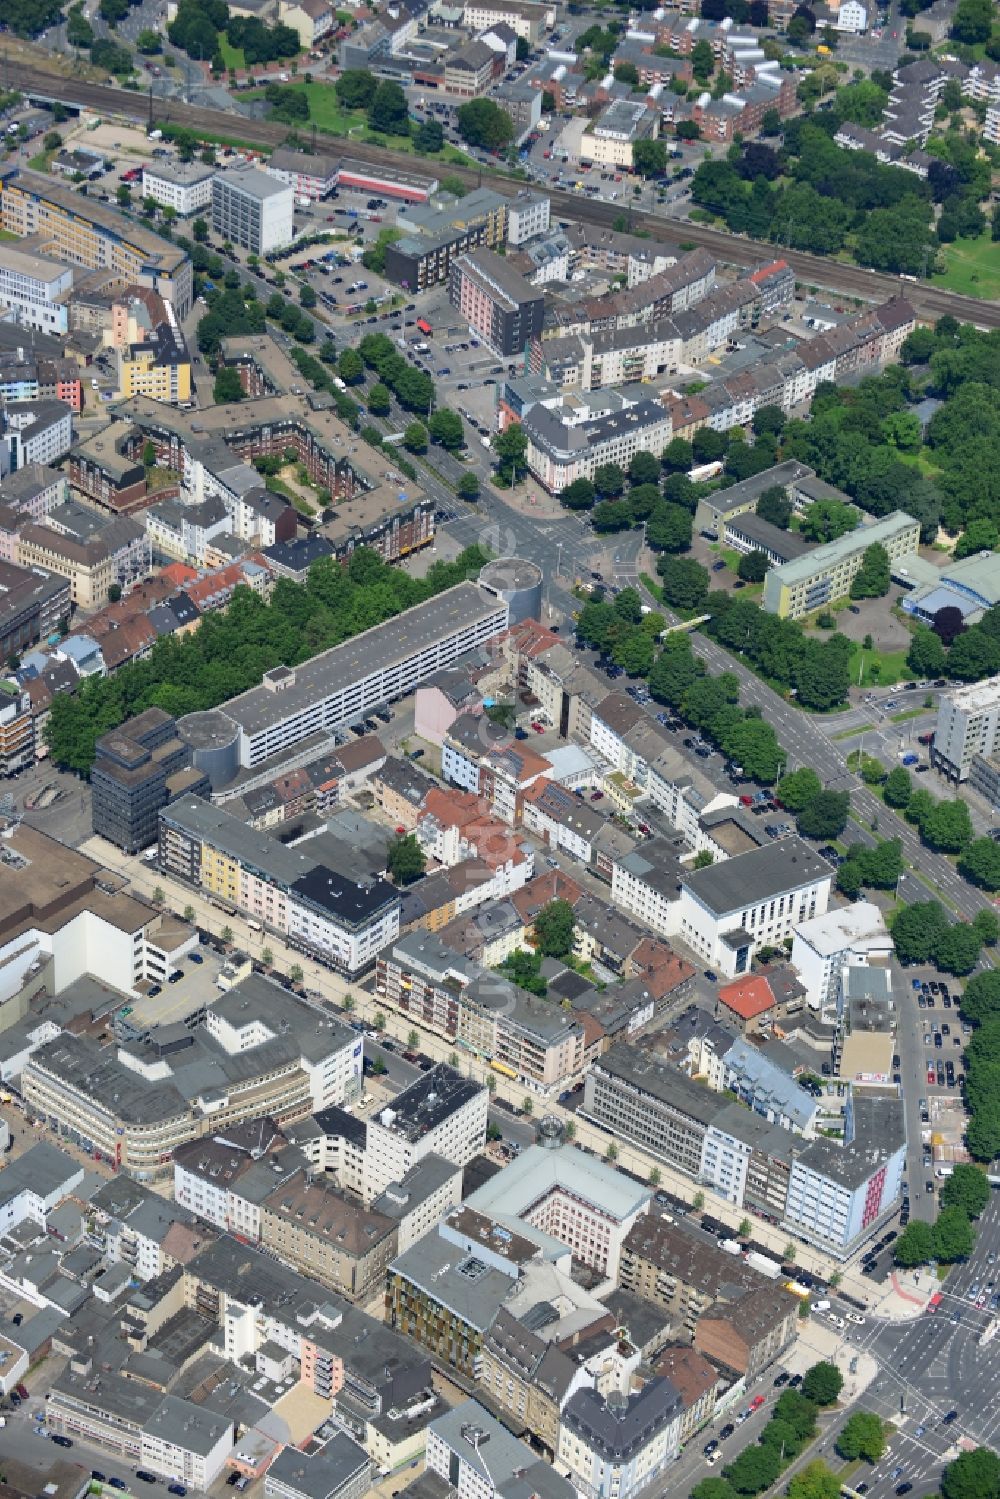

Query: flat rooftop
201 582 506 738
372 1063 482 1144
683 836 831 916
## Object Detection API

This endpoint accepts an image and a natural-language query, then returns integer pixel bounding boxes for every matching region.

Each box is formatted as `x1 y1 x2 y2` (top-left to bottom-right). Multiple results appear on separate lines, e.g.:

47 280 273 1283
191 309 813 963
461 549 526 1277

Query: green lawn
933 230 1000 302
0 227 18 241
848 641 911 688
217 36 246 72
245 83 474 164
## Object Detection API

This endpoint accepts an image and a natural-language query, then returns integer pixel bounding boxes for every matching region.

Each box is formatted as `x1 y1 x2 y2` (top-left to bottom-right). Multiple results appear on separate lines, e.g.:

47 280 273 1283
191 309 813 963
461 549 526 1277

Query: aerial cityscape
0 0 997 1497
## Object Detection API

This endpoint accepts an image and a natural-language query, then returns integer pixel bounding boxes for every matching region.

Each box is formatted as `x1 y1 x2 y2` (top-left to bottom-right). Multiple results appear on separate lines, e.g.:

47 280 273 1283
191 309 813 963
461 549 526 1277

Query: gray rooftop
683 837 832 916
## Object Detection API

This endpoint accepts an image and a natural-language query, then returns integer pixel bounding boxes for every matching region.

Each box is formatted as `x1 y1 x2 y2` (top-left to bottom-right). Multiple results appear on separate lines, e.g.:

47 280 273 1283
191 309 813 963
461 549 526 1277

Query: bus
416 318 433 336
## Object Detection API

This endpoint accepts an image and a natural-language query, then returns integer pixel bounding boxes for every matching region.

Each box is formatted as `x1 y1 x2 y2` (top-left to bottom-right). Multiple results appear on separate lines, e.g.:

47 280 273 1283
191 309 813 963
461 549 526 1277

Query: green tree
849 542 891 600
387 833 426 885
693 849 715 869
756 486 792 530
836 1412 886 1464
959 837 1000 892
933 922 983 977
458 472 480 502
940 1163 990 1219
883 766 913 809
922 798 973 853
429 410 465 451
723 1444 782 1494
368 80 409 135
690 1480 738 1499
961 970 1000 1026
787 1463 840 1499
951 0 994 43
777 769 823 814
646 502 693 553
261 948 274 967
658 556 710 611
368 383 392 417
634 139 668 177
594 462 625 497
933 1204 975 1262
891 900 950 964
456 97 514 151
403 421 427 454
213 365 244 404
493 424 528 484
894 1218 935 1266
339 348 364 384
907 627 947 678
797 790 850 840
800 498 858 543
975 908 1000 947
737 550 769 583
534 899 576 958
801 1361 843 1406
336 69 378 109
941 1447 1000 1499
562 478 596 511
413 118 444 153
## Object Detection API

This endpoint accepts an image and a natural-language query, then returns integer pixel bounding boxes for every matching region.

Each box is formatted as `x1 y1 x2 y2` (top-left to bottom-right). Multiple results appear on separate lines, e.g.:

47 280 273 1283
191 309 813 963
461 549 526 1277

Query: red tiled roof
717 976 774 1021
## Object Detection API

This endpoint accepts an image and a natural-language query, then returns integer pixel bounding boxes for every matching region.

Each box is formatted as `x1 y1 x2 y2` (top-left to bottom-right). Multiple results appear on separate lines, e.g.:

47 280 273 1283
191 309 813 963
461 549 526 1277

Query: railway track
15 65 1000 330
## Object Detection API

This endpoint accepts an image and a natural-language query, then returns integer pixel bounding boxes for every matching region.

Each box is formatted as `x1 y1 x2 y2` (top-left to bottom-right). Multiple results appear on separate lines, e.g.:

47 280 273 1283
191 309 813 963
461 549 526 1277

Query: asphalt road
11 68 1000 330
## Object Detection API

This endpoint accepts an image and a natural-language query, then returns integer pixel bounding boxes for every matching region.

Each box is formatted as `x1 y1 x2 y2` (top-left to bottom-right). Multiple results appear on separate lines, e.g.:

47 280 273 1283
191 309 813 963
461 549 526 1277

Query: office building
211 168 294 256
0 168 192 317
462 0 550 41
365 1063 488 1197
4 398 73 468
264 147 340 201
260 1170 398 1301
175 583 509 772
111 288 191 406
580 99 660 170
141 161 216 217
782 1095 905 1256
790 902 892 1014
22 974 361 1181
931 675 1000 781
674 837 833 978
0 244 73 334
449 249 545 357
762 510 920 619
15 501 151 609
265 1438 373 1499
383 187 507 290
91 707 207 854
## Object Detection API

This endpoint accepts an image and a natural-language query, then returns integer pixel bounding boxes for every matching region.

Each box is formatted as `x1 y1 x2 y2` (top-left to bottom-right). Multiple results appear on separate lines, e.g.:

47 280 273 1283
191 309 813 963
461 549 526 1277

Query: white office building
790 901 893 1016
139 1397 233 1489
212 167 295 256
141 162 216 217
365 1064 489 1198
674 838 833 978
0 246 73 334
264 147 340 201
932 674 1000 781
782 1095 905 1257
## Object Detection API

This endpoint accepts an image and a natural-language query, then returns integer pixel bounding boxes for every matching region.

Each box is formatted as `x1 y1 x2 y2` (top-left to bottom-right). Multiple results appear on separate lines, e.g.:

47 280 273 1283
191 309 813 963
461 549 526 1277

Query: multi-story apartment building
0 681 34 776
15 503 151 609
763 510 920 619
0 168 192 316
524 395 673 494
4 398 73 468
211 168 294 256
479 1309 583 1457
506 193 550 246
558 1380 685 1499
931 675 1000 781
259 1170 397 1301
461 0 551 42
141 162 216 217
158 795 400 975
375 931 585 1096
427 1401 575 1499
449 249 545 357
0 557 70 660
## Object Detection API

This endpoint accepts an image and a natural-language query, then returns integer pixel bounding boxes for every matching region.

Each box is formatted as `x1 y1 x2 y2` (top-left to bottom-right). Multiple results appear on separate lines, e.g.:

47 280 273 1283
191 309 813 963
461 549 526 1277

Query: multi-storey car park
174 582 510 774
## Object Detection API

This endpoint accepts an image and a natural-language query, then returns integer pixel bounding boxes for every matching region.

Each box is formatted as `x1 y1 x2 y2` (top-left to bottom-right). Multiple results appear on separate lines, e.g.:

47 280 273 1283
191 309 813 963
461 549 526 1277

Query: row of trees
168 0 298 65
691 1364 842 1499
891 899 997 977
45 544 490 774
894 1163 989 1265
774 768 850 841
706 595 854 713
906 603 1000 687
882 766 1000 889
956 973 1000 1160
